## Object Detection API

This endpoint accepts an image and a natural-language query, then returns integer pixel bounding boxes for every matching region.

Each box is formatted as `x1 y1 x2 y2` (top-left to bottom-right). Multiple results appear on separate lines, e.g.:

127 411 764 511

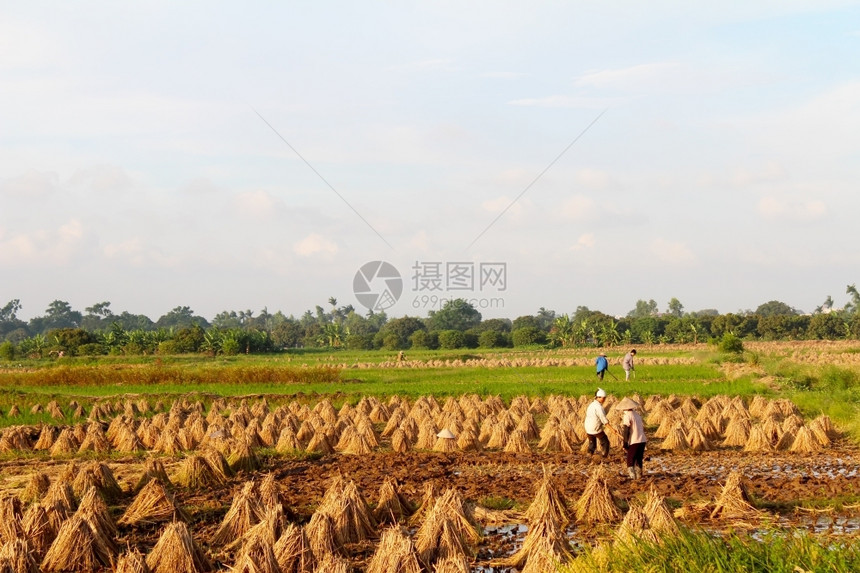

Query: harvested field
0 392 857 571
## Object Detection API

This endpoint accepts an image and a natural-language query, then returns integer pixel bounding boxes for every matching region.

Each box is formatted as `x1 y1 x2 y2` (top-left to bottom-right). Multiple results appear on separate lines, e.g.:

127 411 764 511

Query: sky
2 1 860 323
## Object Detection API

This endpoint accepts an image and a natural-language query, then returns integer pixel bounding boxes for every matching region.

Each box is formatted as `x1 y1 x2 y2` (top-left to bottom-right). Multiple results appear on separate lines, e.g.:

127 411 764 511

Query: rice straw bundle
748 395 768 418
153 428 185 455
274 522 315 573
759 416 783 445
0 537 40 573
211 482 264 546
76 487 118 552
20 472 51 503
374 478 413 525
812 414 836 438
365 526 422 573
408 482 439 526
415 420 440 450
502 515 573 569
743 425 774 452
808 418 833 446
721 416 751 447
42 479 77 531
306 431 334 454
643 487 678 535
313 554 351 573
390 429 411 453
30 404 43 415
49 428 79 457
304 512 342 560
398 418 419 443
519 535 573 573
523 466 570 526
136 420 160 449
275 427 302 453
659 422 689 451
73 462 123 501
537 425 575 454
503 429 532 454
22 504 54 560
776 428 797 451
484 423 510 450
515 412 540 441
204 447 236 480
146 521 212 573
174 455 223 490
257 473 290 514
77 423 112 454
381 408 405 438
115 548 149 573
456 429 481 452
33 425 58 451
710 471 760 520
574 466 622 524
135 459 172 492
317 479 377 546
645 401 674 427
41 514 116 572
417 488 480 547
685 425 711 451
698 417 721 441
113 422 145 453
433 554 470 573
119 479 189 526
228 440 261 473
0 496 23 544
614 504 659 547
654 414 680 440
790 426 822 453
230 535 280 573
782 414 804 434
415 515 469 569
433 433 458 453
7 405 19 417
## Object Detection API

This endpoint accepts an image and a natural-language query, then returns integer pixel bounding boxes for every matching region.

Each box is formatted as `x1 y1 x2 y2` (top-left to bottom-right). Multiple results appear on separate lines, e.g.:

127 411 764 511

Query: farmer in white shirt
584 388 611 458
618 396 647 479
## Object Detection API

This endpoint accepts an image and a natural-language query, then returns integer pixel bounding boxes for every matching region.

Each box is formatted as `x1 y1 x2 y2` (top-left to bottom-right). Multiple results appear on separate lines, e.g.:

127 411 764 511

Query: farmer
595 353 609 380
584 388 611 458
618 396 647 479
622 348 637 381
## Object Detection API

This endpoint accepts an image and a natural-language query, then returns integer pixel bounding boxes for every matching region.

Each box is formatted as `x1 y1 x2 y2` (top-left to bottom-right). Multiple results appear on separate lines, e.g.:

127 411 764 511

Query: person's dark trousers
626 442 645 468
597 370 605 380
587 431 610 457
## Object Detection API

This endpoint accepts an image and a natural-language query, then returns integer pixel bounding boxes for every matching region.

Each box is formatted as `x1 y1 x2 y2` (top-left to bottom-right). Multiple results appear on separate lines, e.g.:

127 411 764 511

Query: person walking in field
595 353 609 380
584 388 611 458
618 396 646 479
623 348 637 381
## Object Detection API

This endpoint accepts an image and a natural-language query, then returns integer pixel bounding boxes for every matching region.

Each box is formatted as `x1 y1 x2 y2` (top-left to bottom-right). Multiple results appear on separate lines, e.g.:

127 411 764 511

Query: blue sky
2 1 859 322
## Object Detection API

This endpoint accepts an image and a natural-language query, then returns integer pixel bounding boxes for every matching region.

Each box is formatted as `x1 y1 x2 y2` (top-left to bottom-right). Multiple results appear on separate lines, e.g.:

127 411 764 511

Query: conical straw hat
616 397 641 411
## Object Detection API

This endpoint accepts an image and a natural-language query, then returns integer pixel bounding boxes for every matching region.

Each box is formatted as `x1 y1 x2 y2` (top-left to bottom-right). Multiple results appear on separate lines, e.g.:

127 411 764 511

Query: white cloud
0 219 85 266
758 196 827 221
575 168 612 190
561 195 596 221
68 165 133 194
481 196 526 219
234 190 279 220
103 238 180 268
293 233 338 257
649 238 695 265
0 170 59 197
570 233 595 251
388 58 455 72
507 95 615 108
574 62 681 90
481 71 525 79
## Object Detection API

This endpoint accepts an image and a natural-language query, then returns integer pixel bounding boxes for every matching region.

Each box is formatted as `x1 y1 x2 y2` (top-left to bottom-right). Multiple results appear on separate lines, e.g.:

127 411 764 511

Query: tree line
0 285 859 359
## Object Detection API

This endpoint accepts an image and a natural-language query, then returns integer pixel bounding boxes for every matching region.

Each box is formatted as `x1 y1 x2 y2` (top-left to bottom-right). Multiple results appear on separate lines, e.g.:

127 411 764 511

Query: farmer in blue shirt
595 353 609 380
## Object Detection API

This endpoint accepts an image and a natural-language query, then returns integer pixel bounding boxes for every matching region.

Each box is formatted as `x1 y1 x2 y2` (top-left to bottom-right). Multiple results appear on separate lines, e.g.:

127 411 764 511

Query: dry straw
115 548 149 573
146 521 212 573
134 459 173 492
501 516 574 569
0 496 23 545
574 465 622 525
305 512 342 560
643 487 678 536
614 504 659 547
313 554 352 573
41 514 116 572
273 522 315 573
503 429 532 454
790 426 822 453
710 470 761 520
374 477 413 525
175 454 226 490
743 425 774 453
365 526 422 573
22 504 54 560
20 471 51 503
523 465 570 526
211 482 264 546
0 538 40 573
119 479 189 526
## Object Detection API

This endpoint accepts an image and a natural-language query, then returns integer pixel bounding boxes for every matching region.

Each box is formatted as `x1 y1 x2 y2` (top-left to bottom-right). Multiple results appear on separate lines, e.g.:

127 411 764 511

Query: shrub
512 326 546 347
0 341 14 361
221 338 240 355
381 333 404 351
410 330 438 350
718 332 744 354
345 334 374 350
438 330 466 349
478 330 507 348
77 343 106 356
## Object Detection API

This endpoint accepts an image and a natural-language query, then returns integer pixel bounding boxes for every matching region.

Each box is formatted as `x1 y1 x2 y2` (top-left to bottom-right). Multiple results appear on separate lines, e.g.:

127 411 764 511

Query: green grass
564 527 860 572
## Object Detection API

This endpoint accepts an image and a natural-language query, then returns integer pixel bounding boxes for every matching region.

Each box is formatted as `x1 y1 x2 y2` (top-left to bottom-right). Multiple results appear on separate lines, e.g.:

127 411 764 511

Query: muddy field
2 444 858 572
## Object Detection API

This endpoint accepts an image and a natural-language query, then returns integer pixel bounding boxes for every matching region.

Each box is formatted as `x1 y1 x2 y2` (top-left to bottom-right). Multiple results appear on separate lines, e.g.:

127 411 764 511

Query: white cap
596 388 607 398
436 429 456 439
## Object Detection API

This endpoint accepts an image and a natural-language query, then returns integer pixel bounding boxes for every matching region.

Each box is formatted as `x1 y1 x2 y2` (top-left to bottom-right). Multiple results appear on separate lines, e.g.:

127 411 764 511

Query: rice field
0 341 858 572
